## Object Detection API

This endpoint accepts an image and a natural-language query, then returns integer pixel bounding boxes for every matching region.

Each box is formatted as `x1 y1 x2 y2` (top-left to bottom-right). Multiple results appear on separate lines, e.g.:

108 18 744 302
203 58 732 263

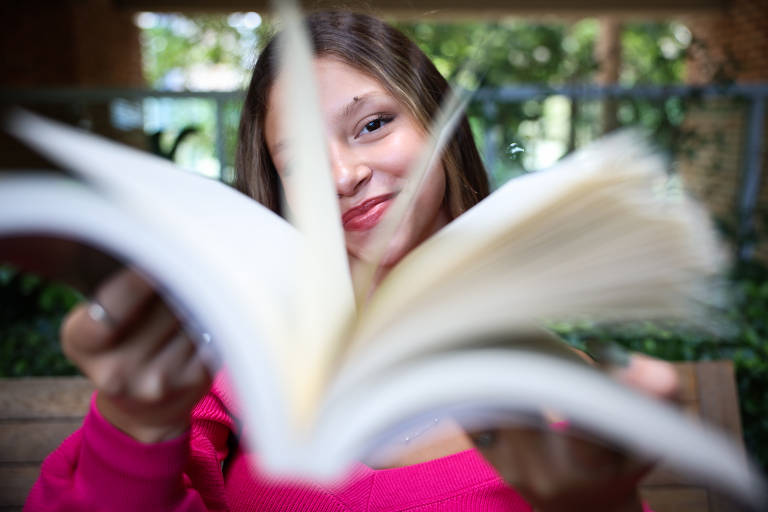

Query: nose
330 144 371 197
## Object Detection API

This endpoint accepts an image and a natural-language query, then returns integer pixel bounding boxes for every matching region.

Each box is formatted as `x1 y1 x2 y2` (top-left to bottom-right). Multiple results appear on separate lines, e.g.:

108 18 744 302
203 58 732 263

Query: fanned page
314 349 765 506
318 134 764 504
347 133 724 368
273 2 356 420
0 111 310 462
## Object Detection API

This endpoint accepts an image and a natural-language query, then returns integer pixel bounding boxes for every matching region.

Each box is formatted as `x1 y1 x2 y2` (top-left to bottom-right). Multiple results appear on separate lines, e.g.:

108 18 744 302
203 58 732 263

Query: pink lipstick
342 193 395 231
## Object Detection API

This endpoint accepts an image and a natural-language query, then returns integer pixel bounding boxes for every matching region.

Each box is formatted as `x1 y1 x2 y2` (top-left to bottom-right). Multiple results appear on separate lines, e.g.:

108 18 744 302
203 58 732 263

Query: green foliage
0 266 80 377
393 19 600 182
552 259 768 472
144 97 229 179
394 19 598 86
136 13 270 179
392 19 689 182
136 15 689 182
621 22 690 85
138 12 273 90
134 15 692 185
608 22 693 154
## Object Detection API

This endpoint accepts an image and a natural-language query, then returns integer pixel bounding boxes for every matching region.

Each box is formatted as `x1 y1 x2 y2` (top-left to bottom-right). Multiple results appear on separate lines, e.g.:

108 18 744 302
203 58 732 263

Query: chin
379 232 414 268
379 250 403 269
347 231 412 269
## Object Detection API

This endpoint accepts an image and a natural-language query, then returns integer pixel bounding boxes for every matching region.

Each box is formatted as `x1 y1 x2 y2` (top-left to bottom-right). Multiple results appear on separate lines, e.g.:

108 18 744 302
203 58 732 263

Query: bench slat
0 377 91 419
0 465 40 507
0 420 82 463
696 361 745 453
675 362 699 404
640 487 710 512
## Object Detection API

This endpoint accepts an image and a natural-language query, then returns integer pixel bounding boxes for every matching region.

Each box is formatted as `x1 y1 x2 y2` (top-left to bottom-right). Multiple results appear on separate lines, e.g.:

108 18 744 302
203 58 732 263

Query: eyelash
357 114 394 138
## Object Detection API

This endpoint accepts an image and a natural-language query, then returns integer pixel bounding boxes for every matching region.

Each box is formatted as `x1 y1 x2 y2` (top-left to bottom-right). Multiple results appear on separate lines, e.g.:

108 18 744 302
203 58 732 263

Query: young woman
25 11 671 512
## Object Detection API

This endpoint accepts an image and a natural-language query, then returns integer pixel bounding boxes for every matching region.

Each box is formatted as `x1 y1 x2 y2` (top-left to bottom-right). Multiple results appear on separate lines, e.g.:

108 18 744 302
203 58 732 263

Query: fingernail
585 339 631 368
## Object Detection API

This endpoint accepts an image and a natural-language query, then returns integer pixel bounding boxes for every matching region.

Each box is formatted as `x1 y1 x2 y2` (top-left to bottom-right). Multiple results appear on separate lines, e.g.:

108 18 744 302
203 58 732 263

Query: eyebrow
271 92 384 156
337 92 379 123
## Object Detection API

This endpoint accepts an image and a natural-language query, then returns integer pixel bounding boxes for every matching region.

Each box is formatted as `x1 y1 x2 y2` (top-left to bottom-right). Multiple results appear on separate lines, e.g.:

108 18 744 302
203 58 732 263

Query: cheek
422 162 447 204
383 163 448 263
373 131 425 179
343 127 446 266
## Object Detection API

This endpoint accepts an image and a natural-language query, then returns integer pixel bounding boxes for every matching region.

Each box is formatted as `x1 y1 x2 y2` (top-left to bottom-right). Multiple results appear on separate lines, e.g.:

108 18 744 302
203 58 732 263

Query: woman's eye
358 115 393 137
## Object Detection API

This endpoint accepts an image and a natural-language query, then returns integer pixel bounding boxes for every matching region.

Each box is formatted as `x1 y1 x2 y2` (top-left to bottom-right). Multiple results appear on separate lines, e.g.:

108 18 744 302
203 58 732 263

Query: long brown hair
235 10 489 218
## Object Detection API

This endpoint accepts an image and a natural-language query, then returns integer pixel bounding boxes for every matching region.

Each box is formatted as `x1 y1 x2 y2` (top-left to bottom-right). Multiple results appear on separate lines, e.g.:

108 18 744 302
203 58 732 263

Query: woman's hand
478 426 651 512
61 268 212 443
475 353 679 512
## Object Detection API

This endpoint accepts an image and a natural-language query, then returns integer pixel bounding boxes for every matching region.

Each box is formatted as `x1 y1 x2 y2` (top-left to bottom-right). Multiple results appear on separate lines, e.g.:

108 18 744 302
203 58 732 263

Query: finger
558 431 626 477
133 332 191 401
133 332 207 401
63 269 156 354
96 267 154 315
172 333 213 394
542 427 573 476
83 302 180 397
177 349 213 392
512 430 567 499
614 354 679 401
479 424 630 491
120 296 181 364
477 425 557 494
61 304 115 359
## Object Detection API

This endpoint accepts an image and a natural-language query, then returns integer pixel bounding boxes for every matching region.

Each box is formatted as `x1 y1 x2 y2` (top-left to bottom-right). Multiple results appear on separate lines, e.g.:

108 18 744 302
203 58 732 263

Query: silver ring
87 299 117 328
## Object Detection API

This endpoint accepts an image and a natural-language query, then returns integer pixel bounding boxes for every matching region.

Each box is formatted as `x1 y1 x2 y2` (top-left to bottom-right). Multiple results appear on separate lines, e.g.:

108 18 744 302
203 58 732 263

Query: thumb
613 353 679 401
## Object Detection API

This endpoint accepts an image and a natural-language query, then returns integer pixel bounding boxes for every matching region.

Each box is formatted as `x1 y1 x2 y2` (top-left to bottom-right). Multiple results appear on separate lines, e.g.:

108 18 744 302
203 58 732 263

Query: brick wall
0 0 143 88
686 0 768 84
0 0 146 166
678 0 768 260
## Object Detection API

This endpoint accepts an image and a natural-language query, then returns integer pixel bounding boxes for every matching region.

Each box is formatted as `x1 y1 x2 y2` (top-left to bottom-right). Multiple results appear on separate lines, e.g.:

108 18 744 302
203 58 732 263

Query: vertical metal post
215 97 226 182
738 95 766 261
482 100 498 188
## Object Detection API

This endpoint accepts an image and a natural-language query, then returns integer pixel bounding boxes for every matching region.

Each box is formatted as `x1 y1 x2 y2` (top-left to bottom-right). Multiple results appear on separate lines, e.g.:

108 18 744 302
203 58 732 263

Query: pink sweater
24 374 533 511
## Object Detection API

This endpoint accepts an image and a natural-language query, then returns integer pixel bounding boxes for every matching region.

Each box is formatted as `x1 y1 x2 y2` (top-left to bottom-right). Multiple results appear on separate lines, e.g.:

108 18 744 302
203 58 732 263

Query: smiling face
265 57 451 270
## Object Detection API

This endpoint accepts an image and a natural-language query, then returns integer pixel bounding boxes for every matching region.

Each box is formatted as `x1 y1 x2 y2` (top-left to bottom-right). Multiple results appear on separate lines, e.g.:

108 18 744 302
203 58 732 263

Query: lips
342 193 396 231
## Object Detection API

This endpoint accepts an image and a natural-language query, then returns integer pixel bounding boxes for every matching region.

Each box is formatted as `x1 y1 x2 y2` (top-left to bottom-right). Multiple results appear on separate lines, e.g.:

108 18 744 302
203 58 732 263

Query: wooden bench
0 377 91 511
638 361 747 512
0 361 747 511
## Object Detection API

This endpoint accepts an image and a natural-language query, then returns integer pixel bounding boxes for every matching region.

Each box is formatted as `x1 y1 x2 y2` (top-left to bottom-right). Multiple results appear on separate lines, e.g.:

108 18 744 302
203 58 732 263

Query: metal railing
476 83 768 258
2 83 767 256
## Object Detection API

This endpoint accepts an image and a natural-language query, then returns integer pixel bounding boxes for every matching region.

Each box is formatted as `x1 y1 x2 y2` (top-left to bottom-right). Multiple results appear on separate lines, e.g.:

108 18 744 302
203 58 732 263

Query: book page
2 111 300 354
346 133 723 370
272 2 357 423
0 173 307 449
308 349 764 507
0 114 313 454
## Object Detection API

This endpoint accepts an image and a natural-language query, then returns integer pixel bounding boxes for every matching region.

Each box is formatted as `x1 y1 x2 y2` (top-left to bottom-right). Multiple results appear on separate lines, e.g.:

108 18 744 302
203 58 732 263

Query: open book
0 4 765 508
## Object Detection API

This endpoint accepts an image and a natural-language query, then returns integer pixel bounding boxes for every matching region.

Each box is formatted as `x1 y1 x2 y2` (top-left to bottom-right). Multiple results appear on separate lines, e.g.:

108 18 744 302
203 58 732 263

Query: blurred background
0 0 766 475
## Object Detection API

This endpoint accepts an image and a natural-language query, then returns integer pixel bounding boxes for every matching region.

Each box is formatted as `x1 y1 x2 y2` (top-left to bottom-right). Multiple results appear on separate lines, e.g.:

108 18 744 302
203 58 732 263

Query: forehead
265 57 390 135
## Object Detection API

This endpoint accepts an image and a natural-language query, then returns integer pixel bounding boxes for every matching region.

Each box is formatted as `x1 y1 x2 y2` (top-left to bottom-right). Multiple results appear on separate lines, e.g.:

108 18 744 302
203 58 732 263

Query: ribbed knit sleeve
24 375 652 512
23 394 223 512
